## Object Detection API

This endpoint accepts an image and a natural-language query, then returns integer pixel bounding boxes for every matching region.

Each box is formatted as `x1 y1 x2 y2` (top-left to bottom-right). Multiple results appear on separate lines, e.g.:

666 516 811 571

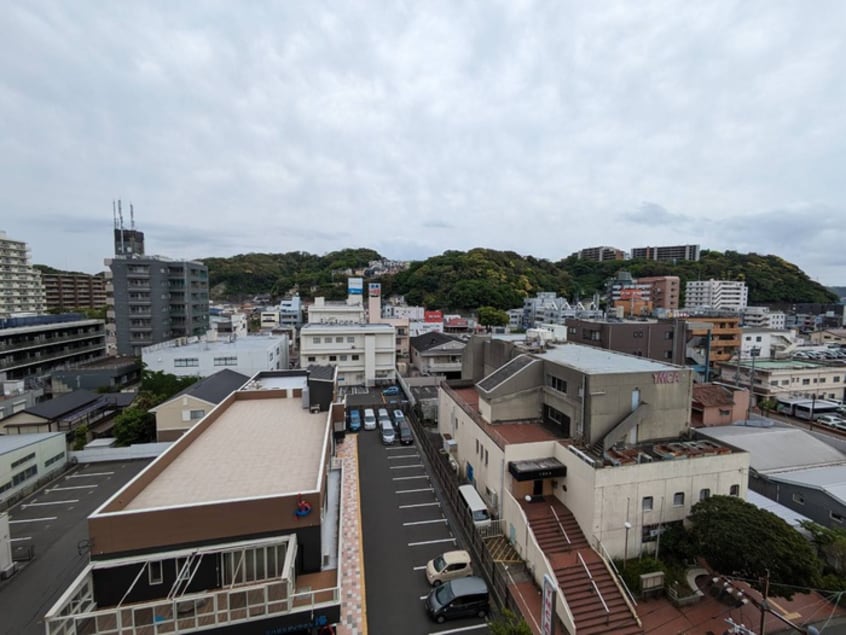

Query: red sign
424 310 443 323
541 574 555 635
653 371 681 384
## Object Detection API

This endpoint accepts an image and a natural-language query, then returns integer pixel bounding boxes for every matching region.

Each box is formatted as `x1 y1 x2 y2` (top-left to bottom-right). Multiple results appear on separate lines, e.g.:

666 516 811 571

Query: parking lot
358 424 490 635
0 460 151 635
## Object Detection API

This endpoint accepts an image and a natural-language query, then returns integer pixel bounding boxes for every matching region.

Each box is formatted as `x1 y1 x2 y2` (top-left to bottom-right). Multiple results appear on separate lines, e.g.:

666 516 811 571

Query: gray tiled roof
173 369 250 405
25 390 100 420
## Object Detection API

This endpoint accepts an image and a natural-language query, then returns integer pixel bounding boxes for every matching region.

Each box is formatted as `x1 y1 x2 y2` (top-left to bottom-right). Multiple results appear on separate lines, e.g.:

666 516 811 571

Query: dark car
348 409 362 432
425 576 489 623
398 420 413 445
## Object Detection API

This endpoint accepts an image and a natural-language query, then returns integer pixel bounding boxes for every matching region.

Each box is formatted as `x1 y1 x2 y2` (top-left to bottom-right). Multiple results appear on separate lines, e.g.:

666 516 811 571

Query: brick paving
336 435 367 635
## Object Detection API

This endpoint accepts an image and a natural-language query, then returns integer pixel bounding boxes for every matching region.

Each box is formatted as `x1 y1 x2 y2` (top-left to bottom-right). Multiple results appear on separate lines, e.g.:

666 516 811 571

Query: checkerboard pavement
336 436 366 635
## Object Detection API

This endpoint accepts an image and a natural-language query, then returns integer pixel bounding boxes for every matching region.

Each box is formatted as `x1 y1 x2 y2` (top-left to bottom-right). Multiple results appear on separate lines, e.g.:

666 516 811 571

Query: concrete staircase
523 499 642 635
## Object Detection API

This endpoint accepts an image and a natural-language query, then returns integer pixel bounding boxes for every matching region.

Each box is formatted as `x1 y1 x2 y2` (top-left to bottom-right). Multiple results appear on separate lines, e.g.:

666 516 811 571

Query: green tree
140 369 200 407
478 306 509 327
72 424 89 451
689 495 821 598
487 608 532 635
113 407 155 446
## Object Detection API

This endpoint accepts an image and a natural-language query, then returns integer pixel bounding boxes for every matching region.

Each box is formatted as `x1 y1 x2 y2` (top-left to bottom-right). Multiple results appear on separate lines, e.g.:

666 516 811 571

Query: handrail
577 552 610 616
594 538 638 607
548 506 572 545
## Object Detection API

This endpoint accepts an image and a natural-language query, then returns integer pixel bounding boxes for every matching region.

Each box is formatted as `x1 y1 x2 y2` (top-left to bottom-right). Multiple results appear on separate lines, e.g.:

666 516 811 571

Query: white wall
0 434 67 507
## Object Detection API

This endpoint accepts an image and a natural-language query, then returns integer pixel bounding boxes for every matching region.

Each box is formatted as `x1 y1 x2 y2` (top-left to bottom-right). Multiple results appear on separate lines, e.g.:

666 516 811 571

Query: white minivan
363 408 377 431
458 485 491 530
380 419 396 445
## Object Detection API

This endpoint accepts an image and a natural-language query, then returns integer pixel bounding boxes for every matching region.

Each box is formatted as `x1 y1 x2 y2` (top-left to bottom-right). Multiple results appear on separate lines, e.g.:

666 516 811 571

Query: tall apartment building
41 270 107 311
105 216 209 356
685 279 748 312
631 244 700 262
0 231 45 317
572 245 625 262
637 275 680 310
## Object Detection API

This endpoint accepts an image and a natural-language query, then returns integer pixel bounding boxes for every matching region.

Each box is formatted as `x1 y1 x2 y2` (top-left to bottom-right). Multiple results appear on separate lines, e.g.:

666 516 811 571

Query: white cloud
1 1 845 285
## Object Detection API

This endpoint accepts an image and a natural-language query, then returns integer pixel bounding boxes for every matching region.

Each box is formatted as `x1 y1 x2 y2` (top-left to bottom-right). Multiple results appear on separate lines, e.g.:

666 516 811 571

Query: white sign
542 573 555 635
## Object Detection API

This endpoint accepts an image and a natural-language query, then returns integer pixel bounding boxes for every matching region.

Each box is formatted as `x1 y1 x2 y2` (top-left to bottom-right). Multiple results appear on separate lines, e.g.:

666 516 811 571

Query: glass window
642 496 653 511
313 337 320 344
699 488 710 501
793 493 805 505
730 484 740 496
673 492 684 506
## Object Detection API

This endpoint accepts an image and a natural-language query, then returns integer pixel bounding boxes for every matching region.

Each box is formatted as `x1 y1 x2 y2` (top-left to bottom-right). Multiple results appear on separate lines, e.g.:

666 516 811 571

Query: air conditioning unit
443 438 457 454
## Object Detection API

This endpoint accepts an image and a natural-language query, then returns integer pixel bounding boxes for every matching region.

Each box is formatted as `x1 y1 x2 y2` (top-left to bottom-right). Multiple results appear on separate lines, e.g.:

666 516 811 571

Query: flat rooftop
538 343 680 374
0 432 64 455
144 334 285 355
733 359 825 370
123 395 328 510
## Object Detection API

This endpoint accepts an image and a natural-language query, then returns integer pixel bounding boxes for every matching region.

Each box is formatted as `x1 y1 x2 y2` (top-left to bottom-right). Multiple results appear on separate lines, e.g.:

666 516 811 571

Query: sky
2 2 845 285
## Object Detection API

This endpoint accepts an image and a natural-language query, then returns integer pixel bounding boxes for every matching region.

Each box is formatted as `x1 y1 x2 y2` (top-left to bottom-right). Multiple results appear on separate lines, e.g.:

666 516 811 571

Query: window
793 493 805 505
699 488 710 501
11 465 37 486
673 492 685 506
329 355 337 362
335 336 344 343
756 336 762 342
190 410 205 420
664 351 673 360
307 356 316 362
174 358 199 367
730 484 740 496
831 512 845 524
664 330 674 340
312 337 320 344
642 496 653 511
485 449 489 466
11 452 35 469
633 330 644 338
346 336 355 343
45 452 66 467
213 356 238 366
802 378 810 385
340 354 348 361
475 439 479 454
351 354 360 361
546 375 567 393
149 560 164 585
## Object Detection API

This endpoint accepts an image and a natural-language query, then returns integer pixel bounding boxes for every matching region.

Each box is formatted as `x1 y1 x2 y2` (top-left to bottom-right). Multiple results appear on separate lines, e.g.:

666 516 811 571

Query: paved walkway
336 435 367 635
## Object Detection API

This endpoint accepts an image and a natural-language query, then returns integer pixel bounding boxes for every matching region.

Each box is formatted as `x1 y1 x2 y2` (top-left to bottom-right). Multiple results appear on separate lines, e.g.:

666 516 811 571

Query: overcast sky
2 2 845 285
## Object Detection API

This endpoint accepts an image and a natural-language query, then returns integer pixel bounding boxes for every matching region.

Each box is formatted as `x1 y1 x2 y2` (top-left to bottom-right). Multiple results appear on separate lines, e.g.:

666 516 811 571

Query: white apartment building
306 296 365 324
142 332 288 378
743 306 786 330
0 231 45 317
685 279 748 312
299 322 396 386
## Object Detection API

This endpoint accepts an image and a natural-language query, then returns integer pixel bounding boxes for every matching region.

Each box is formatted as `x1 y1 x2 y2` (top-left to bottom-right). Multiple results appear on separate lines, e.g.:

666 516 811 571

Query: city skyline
2 2 845 284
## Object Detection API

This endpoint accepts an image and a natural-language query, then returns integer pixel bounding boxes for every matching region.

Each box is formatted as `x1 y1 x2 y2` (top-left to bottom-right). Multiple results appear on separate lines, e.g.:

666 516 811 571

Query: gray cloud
2 2 846 284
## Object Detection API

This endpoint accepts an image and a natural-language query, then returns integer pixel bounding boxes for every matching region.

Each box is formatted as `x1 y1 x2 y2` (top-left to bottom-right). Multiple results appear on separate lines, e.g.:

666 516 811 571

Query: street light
623 521 632 569
745 346 761 425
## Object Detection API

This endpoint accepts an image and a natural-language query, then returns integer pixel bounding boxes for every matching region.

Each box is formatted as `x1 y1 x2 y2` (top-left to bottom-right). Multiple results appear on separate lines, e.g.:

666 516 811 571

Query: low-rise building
810 328 846 346
142 332 288 378
690 383 749 427
439 337 748 633
50 356 141 394
0 380 41 421
718 358 846 404
0 389 135 436
0 432 67 510
564 317 686 365
409 332 466 378
300 322 395 386
44 371 343 634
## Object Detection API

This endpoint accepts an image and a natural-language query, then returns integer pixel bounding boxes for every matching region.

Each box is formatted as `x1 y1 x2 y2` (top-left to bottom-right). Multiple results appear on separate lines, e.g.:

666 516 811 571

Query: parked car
816 414 845 427
377 408 390 424
426 550 473 586
380 419 396 445
392 409 405 427
382 385 400 396
348 409 362 432
425 576 489 623
398 420 414 445
363 408 377 431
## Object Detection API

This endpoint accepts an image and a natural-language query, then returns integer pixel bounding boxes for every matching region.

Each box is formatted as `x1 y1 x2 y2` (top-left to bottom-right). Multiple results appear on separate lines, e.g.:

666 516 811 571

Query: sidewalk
336 436 367 635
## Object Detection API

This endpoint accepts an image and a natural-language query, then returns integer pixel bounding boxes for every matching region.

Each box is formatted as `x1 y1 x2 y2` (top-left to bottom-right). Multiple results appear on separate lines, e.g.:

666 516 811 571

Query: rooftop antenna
112 200 117 229
117 199 125 255
130 203 135 230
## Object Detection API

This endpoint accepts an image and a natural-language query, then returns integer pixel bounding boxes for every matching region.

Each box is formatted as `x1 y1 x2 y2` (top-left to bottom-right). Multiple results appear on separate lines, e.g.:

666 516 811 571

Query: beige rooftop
124 396 328 510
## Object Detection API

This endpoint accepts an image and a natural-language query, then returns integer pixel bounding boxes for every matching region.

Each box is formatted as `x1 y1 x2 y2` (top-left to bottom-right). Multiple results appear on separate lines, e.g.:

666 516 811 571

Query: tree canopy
689 495 820 599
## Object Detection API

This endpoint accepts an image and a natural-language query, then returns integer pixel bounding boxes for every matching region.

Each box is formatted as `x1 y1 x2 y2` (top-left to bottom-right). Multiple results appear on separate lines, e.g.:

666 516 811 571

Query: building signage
424 310 443 323
347 277 363 295
653 371 680 384
368 283 381 297
541 573 555 635
619 288 643 300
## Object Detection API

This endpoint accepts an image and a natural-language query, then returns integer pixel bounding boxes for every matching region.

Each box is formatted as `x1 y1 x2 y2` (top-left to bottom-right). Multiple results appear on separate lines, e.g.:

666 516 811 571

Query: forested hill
202 247 839 310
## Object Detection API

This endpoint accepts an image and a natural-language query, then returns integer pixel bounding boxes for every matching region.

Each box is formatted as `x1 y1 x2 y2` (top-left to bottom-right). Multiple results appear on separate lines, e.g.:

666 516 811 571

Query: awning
508 457 566 481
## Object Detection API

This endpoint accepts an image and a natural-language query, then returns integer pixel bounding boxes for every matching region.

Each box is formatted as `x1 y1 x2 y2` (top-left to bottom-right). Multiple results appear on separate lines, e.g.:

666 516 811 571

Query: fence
408 411 526 619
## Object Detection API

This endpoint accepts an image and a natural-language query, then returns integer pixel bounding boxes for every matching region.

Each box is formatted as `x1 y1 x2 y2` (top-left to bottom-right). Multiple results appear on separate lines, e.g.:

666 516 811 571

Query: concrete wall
0 433 67 507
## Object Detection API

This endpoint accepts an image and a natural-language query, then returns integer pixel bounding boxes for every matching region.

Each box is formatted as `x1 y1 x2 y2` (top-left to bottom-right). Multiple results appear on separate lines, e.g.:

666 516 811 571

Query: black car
398 420 414 445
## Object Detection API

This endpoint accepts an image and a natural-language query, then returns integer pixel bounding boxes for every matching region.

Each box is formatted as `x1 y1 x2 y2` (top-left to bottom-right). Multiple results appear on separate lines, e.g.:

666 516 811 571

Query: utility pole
759 568 770 635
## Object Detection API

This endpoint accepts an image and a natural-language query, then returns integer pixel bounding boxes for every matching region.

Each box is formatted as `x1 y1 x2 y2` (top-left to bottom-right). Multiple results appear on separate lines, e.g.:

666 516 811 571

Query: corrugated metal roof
537 344 679 374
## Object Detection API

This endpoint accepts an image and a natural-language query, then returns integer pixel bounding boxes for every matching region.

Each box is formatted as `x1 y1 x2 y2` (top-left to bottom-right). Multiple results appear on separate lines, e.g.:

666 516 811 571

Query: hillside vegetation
200 248 838 310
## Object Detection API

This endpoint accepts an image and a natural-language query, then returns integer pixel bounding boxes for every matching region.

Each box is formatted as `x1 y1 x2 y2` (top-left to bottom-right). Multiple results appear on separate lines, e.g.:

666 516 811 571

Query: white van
363 409 377 431
458 484 491 530
380 419 396 445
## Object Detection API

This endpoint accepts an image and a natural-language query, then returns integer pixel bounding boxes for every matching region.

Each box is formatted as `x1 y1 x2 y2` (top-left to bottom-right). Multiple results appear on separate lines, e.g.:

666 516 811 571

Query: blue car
348 409 362 432
382 386 400 396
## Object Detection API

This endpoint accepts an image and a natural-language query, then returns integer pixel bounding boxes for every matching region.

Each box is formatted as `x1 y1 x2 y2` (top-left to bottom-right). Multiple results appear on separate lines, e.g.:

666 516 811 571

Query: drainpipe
703 329 712 383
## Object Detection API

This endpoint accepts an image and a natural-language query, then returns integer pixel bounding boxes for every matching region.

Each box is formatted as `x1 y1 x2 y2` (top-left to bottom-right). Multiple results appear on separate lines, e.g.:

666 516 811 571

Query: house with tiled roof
409 332 466 378
0 389 135 435
691 383 750 427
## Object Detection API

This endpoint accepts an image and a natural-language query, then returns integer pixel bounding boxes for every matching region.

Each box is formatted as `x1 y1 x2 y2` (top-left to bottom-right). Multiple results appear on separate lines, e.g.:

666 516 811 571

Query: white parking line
399 502 440 509
390 464 423 470
385 446 414 451
48 485 98 491
68 472 113 478
396 488 433 494
413 565 427 571
393 475 428 481
429 625 490 634
10 537 32 542
387 454 418 460
409 538 455 547
9 517 57 524
403 519 448 527
22 500 78 508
